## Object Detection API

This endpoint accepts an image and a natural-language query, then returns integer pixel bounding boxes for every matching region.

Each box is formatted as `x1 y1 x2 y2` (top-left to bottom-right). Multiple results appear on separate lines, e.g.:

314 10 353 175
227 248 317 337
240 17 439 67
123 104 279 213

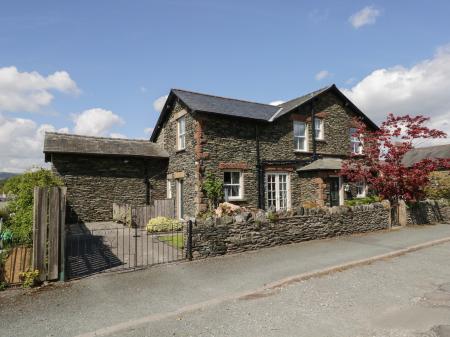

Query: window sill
176 148 186 153
294 150 309 153
315 138 326 142
227 198 246 202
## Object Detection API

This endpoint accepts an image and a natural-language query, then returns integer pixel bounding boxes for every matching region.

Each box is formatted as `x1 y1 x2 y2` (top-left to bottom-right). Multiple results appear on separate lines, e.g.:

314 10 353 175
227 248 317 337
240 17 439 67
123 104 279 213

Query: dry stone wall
406 200 450 225
191 201 391 258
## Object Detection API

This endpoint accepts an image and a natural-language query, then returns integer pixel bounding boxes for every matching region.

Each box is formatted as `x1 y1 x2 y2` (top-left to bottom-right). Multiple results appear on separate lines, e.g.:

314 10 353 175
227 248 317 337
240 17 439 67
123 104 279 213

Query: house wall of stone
153 100 197 218
192 202 391 258
197 91 363 211
258 91 359 159
51 154 167 223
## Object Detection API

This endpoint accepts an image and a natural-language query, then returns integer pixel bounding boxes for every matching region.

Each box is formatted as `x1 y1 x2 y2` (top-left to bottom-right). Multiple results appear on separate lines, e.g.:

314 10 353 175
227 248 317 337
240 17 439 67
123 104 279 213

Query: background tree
341 114 449 223
2 169 62 245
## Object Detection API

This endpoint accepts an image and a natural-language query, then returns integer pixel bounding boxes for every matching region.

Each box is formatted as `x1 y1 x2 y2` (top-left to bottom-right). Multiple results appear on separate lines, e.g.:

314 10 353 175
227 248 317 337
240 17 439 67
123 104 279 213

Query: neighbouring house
402 144 450 199
402 144 450 168
44 84 379 222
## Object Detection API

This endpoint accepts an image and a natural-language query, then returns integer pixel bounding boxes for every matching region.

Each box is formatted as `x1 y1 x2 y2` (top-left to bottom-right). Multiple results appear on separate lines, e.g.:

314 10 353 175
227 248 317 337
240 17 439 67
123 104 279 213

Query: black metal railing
66 221 190 279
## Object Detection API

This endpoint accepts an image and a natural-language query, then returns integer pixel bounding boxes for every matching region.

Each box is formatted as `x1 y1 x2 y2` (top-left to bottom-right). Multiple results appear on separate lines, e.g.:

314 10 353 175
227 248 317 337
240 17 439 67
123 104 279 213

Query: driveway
1 224 450 337
66 222 183 278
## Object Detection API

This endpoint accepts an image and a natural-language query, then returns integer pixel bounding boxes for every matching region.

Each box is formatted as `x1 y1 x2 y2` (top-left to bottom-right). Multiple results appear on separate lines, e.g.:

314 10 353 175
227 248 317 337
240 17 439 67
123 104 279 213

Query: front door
176 179 184 219
266 173 290 211
329 177 340 207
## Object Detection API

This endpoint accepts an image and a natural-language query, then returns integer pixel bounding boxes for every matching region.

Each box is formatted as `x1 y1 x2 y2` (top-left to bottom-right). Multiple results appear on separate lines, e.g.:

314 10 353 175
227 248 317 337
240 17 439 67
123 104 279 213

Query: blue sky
1 0 450 171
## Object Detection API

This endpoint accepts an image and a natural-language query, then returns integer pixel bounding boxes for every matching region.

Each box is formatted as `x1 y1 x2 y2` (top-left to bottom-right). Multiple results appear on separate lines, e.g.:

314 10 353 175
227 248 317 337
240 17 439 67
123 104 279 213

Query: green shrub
19 269 40 288
267 211 279 223
345 195 381 206
146 217 182 233
3 169 62 245
202 173 223 210
425 171 450 200
0 281 7 291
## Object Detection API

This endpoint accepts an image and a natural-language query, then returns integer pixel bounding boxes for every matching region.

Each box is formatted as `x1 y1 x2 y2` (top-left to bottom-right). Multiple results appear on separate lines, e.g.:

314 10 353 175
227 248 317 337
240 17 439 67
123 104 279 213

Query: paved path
1 224 450 337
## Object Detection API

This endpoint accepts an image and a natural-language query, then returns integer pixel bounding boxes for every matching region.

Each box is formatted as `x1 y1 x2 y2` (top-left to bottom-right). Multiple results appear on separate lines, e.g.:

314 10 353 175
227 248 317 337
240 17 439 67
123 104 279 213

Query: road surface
1 224 450 337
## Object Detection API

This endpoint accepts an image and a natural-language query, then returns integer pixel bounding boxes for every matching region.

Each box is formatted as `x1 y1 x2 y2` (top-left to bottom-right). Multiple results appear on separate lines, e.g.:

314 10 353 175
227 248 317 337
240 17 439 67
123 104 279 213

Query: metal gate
65 221 192 279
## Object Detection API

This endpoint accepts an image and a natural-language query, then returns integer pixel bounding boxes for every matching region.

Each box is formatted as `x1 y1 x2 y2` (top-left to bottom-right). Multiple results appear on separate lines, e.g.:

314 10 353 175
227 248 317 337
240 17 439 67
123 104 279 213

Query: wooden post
48 187 60 280
33 187 49 281
59 187 67 281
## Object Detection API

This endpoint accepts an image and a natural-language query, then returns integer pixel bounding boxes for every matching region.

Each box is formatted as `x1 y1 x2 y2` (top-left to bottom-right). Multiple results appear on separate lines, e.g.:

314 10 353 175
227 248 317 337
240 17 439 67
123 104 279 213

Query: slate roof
402 144 450 167
172 89 280 121
273 86 332 120
44 132 169 159
150 84 378 141
297 158 342 171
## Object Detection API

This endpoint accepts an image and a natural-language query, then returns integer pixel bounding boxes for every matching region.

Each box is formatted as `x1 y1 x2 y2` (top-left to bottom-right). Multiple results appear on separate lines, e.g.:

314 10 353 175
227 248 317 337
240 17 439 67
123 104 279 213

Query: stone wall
406 200 450 225
191 201 391 258
195 90 366 212
51 154 168 223
155 100 197 218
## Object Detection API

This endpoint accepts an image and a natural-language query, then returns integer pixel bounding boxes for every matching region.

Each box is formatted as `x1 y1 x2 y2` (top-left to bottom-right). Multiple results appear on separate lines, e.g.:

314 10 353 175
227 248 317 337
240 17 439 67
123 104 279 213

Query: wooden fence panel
4 246 32 284
48 187 60 280
113 199 176 228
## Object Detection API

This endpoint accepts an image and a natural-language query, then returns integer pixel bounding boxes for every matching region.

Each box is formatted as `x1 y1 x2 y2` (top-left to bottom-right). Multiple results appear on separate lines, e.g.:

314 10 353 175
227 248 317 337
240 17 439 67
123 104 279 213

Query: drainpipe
311 100 318 161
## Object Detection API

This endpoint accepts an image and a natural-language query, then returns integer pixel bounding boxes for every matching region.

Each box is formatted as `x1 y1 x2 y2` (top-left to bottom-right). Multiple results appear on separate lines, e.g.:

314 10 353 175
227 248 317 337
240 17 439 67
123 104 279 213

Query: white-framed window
294 121 307 151
166 180 172 199
177 116 186 150
350 127 363 154
356 181 367 198
266 173 291 211
223 171 243 200
314 118 324 140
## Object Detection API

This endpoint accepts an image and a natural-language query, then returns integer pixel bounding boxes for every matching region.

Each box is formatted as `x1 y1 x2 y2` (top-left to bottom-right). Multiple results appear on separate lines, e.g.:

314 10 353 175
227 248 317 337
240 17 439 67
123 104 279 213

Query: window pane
224 186 231 199
224 172 231 184
231 172 240 184
315 119 323 139
231 186 239 196
295 138 305 151
179 117 185 133
294 121 305 136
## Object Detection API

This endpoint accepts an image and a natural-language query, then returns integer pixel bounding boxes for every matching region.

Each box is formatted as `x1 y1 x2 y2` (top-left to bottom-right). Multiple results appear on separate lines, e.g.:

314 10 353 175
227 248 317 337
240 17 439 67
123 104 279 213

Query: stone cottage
44 84 378 222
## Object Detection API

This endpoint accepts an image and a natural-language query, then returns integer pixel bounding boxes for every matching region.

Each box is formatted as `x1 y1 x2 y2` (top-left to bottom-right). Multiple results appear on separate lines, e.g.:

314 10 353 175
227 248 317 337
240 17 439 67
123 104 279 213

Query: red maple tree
341 113 449 209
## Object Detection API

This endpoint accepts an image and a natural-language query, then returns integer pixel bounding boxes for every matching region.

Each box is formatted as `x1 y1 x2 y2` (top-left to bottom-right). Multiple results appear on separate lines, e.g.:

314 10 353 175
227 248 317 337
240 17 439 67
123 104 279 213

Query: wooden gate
32 186 67 281
113 199 176 227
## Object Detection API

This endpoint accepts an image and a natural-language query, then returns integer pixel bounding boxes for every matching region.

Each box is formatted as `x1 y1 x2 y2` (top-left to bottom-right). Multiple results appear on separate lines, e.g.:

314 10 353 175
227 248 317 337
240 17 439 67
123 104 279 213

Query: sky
1 0 450 172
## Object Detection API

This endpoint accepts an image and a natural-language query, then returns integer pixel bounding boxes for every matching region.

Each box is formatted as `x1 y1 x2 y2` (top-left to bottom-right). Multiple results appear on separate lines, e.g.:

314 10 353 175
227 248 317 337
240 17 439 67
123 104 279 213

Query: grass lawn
158 233 184 249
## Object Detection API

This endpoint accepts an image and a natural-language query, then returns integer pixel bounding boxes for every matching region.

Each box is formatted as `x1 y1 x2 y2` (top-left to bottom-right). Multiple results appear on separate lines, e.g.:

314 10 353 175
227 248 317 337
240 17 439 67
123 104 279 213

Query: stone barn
44 132 169 223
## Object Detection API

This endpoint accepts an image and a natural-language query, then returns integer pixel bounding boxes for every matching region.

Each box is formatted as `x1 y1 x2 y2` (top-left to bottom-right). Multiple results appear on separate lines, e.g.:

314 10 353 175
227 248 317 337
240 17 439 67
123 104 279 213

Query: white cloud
349 6 380 29
343 45 450 146
269 100 285 106
72 108 124 136
144 127 154 137
0 66 79 112
0 114 67 172
153 95 168 113
315 70 331 81
110 133 127 139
